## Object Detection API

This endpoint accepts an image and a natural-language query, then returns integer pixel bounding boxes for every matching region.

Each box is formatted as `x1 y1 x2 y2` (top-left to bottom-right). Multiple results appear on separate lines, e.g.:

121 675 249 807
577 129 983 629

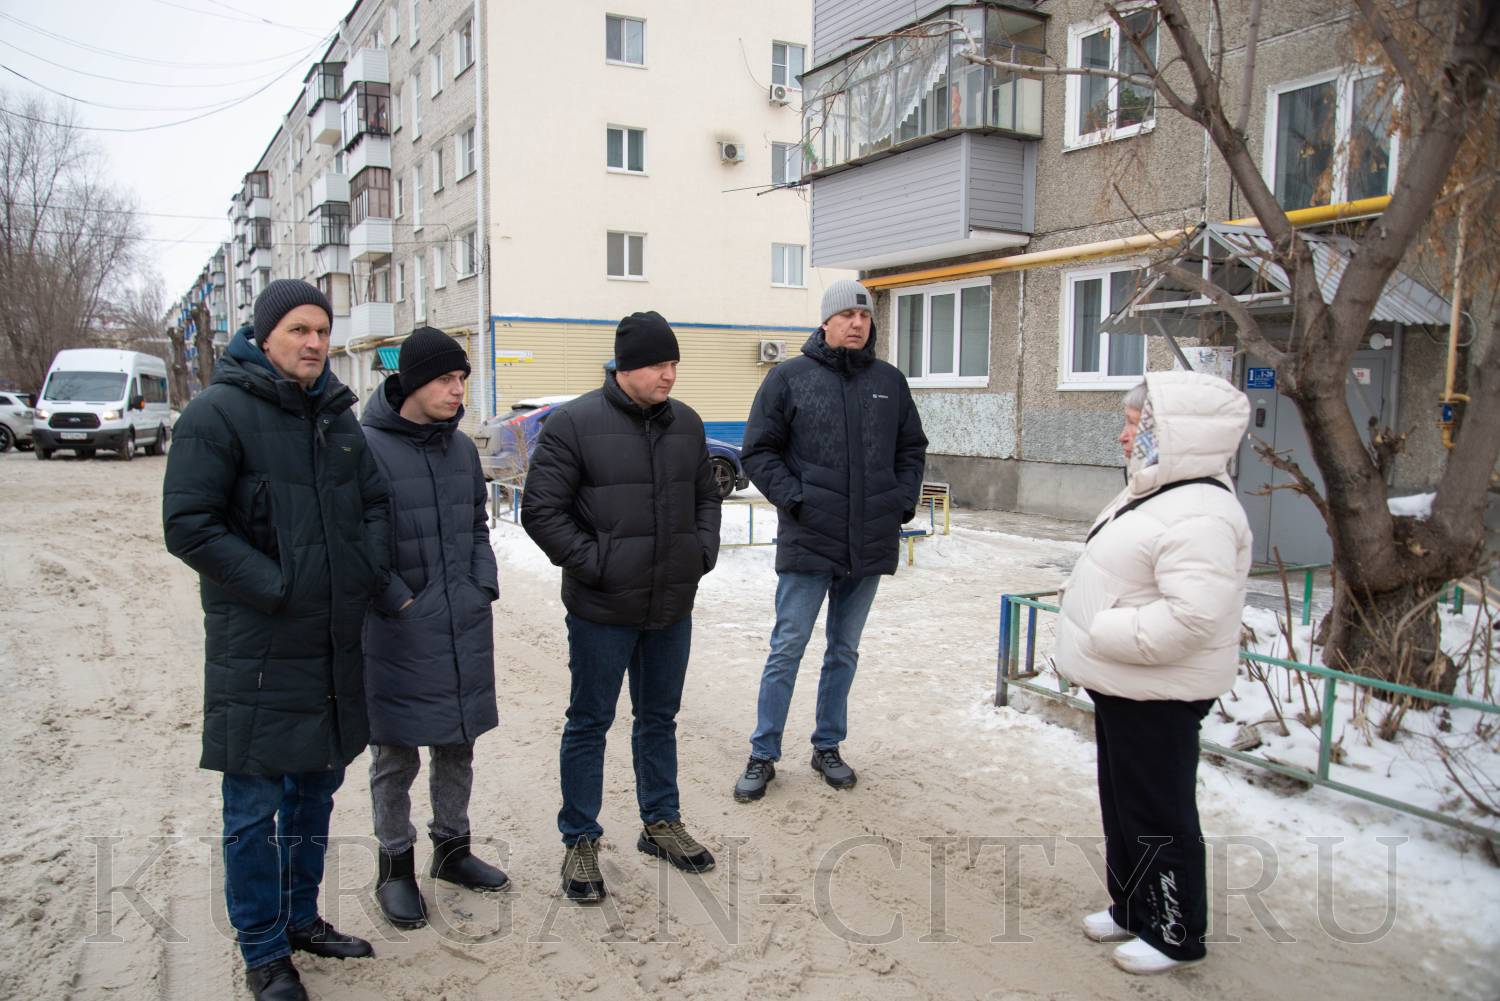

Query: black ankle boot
430 834 511 892
375 847 428 929
245 957 308 1001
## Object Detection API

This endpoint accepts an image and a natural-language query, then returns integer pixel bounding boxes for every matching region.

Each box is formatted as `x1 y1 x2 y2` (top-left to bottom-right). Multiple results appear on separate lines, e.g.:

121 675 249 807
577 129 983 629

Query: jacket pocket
592 531 612 588
233 476 280 559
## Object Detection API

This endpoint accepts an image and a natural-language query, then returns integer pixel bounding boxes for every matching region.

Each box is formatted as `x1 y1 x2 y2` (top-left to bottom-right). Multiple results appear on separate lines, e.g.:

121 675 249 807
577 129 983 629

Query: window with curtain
1269 70 1395 211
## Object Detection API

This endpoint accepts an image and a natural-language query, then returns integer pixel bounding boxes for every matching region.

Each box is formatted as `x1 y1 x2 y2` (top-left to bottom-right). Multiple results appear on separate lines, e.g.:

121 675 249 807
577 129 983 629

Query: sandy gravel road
1 448 1495 1001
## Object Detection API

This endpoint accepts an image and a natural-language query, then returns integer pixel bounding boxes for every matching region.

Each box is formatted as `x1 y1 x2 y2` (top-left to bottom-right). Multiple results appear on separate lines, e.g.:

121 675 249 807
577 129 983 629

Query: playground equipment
899 482 953 566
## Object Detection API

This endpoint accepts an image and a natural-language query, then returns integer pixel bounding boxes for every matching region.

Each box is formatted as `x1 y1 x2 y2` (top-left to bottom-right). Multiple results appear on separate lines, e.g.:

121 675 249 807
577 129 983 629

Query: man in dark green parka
164 280 390 1001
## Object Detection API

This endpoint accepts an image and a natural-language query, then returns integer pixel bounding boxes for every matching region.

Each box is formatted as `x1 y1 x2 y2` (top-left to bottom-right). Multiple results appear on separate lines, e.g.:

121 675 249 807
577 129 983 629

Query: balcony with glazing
310 202 351 275
803 3 1044 270
348 166 392 263
305 62 345 146
241 171 271 220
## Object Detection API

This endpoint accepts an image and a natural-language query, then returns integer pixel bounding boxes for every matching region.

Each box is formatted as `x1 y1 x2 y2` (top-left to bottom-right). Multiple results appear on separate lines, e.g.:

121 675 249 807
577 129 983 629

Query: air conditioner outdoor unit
718 141 745 163
768 83 790 105
759 340 788 364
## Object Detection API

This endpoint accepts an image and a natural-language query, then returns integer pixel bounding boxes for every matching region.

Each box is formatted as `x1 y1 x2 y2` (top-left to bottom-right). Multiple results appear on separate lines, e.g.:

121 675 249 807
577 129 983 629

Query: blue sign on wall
1247 367 1277 390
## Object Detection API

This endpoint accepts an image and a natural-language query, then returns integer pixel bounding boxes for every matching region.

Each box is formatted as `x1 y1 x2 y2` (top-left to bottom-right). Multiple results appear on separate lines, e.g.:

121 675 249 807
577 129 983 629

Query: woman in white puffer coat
1055 370 1251 975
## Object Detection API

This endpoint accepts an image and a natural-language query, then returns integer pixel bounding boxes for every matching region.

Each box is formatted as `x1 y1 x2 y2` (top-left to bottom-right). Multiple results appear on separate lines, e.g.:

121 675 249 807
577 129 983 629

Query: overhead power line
0 37 296 89
2 64 276 113
0 35 329 132
148 0 328 35
0 10 328 69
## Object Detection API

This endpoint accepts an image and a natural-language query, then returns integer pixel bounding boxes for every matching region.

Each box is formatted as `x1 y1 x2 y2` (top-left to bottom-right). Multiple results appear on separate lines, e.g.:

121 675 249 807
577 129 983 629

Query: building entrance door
1236 351 1392 564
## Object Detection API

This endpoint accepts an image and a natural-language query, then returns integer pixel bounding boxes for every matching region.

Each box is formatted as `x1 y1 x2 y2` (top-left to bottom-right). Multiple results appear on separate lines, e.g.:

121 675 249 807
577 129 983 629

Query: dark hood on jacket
362 372 463 443
216 326 344 415
802 317 879 373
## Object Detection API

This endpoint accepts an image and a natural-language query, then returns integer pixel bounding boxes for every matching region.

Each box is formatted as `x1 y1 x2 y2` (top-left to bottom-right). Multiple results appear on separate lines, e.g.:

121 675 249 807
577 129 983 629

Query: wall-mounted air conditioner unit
718 141 745 163
769 84 790 105
759 340 788 364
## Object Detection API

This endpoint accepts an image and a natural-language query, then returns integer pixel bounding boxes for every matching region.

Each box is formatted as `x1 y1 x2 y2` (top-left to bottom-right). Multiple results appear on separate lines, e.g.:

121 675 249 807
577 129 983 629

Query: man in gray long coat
361 327 507 929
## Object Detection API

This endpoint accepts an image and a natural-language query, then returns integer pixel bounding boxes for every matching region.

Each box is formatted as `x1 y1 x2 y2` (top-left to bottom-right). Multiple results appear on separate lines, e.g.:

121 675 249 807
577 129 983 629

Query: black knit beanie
399 326 470 395
253 279 333 344
614 311 679 371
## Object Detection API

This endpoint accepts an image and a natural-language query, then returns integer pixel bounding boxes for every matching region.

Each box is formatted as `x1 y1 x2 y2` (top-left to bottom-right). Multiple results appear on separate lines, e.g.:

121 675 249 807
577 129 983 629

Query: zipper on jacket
644 415 665 624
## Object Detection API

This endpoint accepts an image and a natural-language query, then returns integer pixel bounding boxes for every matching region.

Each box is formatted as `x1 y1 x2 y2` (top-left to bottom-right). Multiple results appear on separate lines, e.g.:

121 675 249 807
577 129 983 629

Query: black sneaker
811 747 857 789
638 819 716 873
245 957 308 1001
561 838 607 903
733 757 776 802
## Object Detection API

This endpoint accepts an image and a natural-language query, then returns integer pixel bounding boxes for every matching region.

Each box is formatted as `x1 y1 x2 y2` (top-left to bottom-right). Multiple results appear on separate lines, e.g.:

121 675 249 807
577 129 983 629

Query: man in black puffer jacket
522 311 721 903
733 280 927 804
164 281 389 1001
359 327 509 931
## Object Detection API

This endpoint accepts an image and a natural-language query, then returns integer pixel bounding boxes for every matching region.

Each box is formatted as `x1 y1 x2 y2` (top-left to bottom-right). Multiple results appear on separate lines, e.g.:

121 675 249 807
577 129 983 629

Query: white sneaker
1081 909 1133 942
1112 937 1201 975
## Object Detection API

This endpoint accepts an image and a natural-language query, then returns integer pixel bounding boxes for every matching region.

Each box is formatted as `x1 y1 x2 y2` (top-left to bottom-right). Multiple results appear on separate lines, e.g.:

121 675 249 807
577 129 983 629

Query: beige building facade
484 1 851 428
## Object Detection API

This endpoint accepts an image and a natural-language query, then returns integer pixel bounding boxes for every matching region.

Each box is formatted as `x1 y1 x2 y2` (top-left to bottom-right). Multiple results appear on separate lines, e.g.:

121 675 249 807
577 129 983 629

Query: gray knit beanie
820 279 874 324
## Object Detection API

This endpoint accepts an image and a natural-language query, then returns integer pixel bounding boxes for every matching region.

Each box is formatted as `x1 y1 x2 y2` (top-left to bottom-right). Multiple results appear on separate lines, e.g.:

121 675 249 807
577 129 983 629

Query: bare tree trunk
189 302 216 392
165 327 192 407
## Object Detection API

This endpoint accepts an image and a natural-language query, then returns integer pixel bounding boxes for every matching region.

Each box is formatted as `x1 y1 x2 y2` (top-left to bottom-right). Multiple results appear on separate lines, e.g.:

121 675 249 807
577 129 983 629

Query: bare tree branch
1160 261 1290 373
1352 0 1429 114
958 52 1153 88
1250 434 1332 522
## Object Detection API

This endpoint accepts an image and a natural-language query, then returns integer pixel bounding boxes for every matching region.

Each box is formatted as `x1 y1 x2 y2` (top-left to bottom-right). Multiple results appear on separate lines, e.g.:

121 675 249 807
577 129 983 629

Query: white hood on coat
1127 370 1251 495
1054 370 1253 703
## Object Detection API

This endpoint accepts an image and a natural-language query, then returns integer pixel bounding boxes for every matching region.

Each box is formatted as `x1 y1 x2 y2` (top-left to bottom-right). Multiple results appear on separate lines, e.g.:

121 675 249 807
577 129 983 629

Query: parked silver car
0 392 34 452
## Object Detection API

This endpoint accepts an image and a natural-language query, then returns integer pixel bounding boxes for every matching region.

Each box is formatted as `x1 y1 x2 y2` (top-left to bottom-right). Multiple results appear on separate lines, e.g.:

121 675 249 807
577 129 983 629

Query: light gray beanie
820 279 874 324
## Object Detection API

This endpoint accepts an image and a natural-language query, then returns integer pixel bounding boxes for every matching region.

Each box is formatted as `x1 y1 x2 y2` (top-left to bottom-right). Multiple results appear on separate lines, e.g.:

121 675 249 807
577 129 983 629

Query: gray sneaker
733 757 776 802
811 747 857 789
561 838 606 903
638 819 716 873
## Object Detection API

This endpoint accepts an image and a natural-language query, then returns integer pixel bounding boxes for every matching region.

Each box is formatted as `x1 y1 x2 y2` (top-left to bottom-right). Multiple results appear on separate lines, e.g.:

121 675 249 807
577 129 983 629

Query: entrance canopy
1101 223 1450 344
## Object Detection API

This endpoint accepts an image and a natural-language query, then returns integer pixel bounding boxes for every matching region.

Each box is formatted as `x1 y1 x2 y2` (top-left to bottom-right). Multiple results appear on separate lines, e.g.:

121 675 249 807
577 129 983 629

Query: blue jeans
749 572 881 762
558 614 692 845
221 768 345 970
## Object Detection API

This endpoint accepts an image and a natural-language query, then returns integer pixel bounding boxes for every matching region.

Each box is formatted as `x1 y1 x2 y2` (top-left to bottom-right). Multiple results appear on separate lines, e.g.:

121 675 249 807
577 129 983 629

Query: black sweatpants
1089 689 1214 961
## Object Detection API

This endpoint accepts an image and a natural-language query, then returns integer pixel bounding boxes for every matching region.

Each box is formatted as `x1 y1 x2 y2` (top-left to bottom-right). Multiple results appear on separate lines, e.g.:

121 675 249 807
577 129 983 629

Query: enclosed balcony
310 203 350 255
801 4 1044 179
305 62 345 145
312 170 349 208
804 4 1044 271
347 301 394 342
241 171 271 218
313 243 351 277
343 48 388 90
345 130 391 180
349 166 391 263
350 218 393 262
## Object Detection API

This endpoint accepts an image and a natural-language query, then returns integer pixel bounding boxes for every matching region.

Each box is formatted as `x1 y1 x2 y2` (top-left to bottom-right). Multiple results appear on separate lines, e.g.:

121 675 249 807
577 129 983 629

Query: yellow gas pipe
1439 202 1468 450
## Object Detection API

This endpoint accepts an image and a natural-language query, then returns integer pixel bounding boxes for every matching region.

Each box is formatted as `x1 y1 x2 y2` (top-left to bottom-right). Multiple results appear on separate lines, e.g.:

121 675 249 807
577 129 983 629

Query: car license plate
61 432 88 441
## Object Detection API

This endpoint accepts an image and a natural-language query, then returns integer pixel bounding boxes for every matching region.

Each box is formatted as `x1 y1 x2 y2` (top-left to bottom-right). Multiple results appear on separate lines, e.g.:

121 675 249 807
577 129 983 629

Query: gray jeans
369 743 475 854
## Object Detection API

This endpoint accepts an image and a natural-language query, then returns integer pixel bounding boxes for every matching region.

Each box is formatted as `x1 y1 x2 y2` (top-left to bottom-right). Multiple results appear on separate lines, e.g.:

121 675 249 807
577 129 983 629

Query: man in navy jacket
733 280 927 802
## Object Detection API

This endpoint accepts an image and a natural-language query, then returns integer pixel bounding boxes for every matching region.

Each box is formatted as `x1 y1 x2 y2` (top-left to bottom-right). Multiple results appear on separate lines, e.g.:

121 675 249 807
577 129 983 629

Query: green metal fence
996 590 1500 840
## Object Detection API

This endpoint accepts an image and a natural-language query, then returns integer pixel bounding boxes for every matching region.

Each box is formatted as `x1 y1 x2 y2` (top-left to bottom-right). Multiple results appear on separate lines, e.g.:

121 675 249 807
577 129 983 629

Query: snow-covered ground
1011 582 1500 838
5 452 1498 1001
